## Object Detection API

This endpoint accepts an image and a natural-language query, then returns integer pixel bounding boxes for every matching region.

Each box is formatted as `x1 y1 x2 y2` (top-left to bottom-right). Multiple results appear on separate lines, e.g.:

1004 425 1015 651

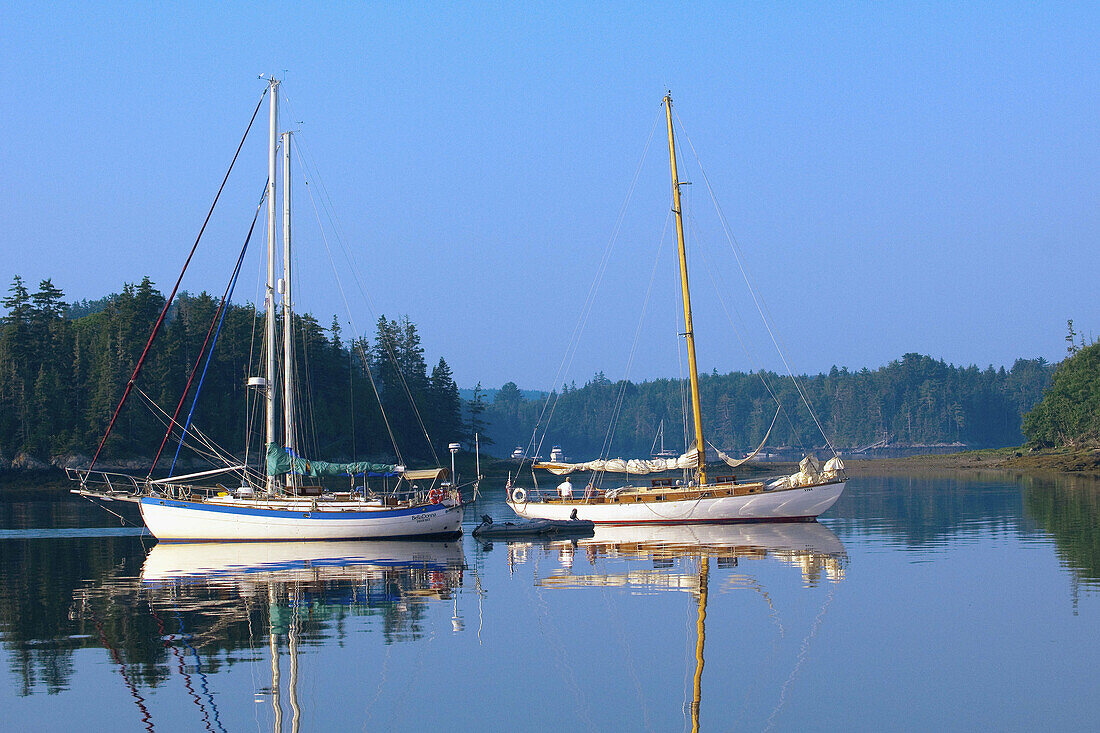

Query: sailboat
68 78 464 540
507 94 846 525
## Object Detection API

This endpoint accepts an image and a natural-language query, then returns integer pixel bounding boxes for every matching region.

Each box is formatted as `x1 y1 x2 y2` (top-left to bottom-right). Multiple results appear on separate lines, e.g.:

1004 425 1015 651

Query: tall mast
691 555 709 733
281 130 296 491
665 93 707 485
264 78 280 493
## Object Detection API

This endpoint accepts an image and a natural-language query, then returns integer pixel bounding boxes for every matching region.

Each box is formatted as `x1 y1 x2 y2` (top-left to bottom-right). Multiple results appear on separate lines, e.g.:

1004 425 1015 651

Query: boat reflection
488 522 846 732
143 540 464 733
141 539 465 586
489 521 846 588
67 540 464 732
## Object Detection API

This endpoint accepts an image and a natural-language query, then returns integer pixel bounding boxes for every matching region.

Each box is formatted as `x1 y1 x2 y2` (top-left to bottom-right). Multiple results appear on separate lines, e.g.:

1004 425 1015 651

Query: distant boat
507 94 846 525
650 418 678 459
69 78 464 540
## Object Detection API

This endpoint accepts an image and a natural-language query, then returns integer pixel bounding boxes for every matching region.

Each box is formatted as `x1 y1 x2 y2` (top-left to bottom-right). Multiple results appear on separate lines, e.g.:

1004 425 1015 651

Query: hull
508 481 845 524
139 497 463 541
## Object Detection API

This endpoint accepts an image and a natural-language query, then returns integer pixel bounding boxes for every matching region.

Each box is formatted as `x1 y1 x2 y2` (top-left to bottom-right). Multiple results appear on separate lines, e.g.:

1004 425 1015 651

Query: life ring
428 488 443 504
511 487 527 503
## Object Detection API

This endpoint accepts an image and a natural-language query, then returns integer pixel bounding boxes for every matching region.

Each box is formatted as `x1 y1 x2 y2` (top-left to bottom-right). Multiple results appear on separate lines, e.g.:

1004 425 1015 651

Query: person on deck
557 478 573 499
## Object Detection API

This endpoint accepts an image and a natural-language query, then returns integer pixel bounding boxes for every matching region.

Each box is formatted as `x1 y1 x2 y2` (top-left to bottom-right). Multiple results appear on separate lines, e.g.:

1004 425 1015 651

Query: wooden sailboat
507 94 846 525
69 78 464 540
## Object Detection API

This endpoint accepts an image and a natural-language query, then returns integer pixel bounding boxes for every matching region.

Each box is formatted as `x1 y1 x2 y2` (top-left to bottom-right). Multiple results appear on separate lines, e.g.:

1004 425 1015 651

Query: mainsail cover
535 448 699 476
266 443 398 477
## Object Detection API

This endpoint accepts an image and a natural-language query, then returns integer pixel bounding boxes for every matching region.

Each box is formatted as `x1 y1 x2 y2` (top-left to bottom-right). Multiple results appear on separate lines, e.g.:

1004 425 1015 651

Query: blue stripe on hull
139 497 452 520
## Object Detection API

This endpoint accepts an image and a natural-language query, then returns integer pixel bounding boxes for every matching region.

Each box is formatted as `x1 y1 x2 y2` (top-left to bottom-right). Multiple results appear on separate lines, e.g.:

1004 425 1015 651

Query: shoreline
3 447 1099 494
845 446 1100 479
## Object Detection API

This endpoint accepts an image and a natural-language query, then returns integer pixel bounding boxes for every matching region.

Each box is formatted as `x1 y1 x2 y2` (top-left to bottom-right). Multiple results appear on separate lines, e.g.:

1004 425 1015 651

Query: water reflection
480 522 847 731
51 538 465 731
1022 473 1100 590
5 475 1100 730
135 541 465 732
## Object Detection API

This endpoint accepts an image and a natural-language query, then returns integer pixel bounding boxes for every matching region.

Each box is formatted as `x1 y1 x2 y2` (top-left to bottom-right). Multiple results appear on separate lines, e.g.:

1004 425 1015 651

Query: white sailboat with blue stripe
70 78 465 540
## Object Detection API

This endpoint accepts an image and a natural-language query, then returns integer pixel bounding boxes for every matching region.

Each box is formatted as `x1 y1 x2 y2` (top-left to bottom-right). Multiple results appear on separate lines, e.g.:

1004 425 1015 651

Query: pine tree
429 357 463 448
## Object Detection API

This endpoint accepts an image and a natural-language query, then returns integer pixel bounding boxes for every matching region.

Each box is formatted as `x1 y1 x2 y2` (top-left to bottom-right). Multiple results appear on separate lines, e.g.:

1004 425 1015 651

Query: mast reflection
500 522 847 731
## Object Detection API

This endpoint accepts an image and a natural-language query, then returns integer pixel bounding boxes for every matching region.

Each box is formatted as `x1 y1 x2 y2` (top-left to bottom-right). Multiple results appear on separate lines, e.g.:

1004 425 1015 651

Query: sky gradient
3 2 1098 389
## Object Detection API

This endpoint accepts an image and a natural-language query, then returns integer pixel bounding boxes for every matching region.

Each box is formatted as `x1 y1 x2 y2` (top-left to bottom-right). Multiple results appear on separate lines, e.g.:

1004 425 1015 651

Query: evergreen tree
465 382 490 448
429 357 463 448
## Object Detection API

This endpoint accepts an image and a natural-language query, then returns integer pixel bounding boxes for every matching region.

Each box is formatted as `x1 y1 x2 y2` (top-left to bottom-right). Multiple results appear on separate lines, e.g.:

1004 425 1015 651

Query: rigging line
302 324 320 460
146 598 213 732
688 211 807 451
673 109 837 458
291 141 404 467
87 602 156 733
763 583 837 732
134 388 244 471
527 107 663 465
245 218 268 478
175 610 229 733
373 317 441 464
90 86 268 470
79 494 142 527
682 203 807 453
135 385 238 466
149 182 267 477
296 313 322 461
167 199 259 478
288 133 438 465
594 209 672 482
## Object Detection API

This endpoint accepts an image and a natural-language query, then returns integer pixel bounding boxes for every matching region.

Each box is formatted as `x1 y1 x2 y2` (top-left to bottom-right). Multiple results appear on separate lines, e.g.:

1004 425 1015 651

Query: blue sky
2 2 1097 390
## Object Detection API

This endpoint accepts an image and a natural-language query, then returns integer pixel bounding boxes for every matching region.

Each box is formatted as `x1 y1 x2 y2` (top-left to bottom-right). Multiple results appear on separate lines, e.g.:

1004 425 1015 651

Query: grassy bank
846 446 1100 478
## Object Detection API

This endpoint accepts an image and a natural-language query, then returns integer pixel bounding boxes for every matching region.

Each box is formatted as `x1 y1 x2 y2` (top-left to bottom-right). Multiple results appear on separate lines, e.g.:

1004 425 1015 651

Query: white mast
264 78 280 493
281 130 296 491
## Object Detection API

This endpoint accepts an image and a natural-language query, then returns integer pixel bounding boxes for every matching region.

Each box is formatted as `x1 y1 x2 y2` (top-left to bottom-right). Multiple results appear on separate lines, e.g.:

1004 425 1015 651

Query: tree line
0 276 465 469
483 353 1054 458
0 274 1082 469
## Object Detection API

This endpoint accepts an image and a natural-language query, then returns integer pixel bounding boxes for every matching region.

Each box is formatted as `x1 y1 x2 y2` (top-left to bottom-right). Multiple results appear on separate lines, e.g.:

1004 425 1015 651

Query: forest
0 275 1074 471
0 276 463 470
482 355 1054 459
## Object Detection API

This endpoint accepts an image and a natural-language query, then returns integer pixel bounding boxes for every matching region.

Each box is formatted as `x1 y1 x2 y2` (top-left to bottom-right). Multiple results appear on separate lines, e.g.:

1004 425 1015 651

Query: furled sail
535 448 699 476
766 454 845 491
711 405 781 469
266 443 399 477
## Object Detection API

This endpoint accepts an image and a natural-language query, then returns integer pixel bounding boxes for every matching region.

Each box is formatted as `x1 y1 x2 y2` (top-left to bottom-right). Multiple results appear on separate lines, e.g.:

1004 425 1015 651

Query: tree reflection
0 538 464 696
1023 474 1100 587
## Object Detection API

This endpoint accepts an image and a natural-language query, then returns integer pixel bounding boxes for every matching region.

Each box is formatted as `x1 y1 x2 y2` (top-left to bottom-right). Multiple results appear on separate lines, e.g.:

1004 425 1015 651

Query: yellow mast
691 555 709 733
665 93 707 485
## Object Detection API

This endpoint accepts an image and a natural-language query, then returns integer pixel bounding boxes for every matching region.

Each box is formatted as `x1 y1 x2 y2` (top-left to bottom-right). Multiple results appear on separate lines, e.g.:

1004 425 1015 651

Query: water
1 473 1098 731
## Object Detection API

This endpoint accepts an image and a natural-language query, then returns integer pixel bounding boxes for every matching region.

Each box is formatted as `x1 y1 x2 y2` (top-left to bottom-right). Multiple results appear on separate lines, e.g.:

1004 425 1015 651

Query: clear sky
2 2 1097 390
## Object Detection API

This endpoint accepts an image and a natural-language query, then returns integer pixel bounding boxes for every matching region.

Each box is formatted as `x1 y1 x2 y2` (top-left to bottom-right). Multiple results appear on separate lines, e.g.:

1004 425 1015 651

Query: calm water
1 473 1098 732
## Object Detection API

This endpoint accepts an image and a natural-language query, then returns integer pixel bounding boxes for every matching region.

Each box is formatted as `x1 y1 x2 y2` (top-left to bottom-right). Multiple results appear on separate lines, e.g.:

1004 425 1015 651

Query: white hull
141 538 465 583
508 481 845 524
140 497 463 541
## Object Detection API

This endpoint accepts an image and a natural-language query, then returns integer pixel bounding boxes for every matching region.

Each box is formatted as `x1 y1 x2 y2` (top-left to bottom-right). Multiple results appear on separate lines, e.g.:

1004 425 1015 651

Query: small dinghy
472 513 595 538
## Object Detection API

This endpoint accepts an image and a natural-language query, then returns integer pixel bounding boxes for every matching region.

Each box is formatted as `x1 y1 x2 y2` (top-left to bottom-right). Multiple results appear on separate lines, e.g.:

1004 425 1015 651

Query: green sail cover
265 443 397 477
